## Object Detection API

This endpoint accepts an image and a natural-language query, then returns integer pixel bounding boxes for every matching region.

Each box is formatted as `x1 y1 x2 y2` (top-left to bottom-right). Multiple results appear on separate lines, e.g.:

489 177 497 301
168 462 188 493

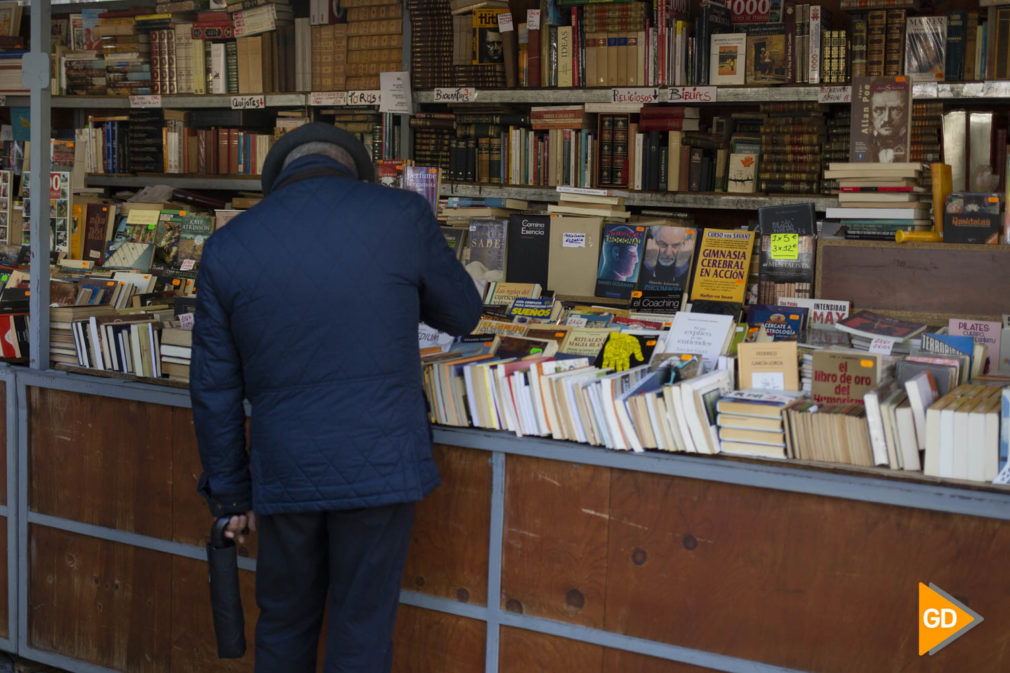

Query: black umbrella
207 517 247 658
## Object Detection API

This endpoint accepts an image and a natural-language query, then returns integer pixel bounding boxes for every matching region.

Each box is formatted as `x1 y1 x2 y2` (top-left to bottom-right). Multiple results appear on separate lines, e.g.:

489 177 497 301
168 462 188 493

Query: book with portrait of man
472 7 507 65
629 224 697 314
849 76 911 163
594 222 647 300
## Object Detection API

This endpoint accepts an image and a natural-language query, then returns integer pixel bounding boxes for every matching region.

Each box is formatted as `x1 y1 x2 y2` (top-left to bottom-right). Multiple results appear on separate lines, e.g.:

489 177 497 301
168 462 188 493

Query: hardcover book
737 341 801 391
547 215 603 298
849 76 912 163
629 224 697 314
710 33 747 85
745 31 787 84
594 222 646 300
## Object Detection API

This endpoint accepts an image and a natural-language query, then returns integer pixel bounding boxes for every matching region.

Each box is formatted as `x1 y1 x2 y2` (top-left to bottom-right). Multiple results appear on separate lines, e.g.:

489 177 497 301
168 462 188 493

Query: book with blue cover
745 304 809 341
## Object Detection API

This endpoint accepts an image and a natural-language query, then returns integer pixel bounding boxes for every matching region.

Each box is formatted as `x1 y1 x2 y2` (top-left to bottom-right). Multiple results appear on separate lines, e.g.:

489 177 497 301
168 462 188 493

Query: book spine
808 5 821 84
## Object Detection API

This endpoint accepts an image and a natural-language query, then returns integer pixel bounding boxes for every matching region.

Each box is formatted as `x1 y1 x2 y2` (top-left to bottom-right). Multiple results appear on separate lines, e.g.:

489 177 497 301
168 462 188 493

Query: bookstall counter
5 369 1009 673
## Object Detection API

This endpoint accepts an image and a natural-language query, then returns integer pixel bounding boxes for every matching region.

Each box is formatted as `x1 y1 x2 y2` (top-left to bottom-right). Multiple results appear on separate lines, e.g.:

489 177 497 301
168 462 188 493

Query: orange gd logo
918 583 983 656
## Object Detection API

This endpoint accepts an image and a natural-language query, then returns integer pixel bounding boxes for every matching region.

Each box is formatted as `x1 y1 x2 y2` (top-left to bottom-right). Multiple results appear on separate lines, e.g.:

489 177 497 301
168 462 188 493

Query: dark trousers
254 502 415 673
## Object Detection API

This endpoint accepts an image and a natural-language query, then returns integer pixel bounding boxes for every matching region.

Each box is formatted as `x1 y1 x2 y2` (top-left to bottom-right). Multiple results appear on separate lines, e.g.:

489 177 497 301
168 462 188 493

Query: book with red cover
835 310 927 342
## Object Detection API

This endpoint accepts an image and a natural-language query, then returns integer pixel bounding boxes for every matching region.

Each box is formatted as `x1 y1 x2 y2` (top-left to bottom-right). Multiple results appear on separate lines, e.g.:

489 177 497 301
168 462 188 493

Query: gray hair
281 141 359 177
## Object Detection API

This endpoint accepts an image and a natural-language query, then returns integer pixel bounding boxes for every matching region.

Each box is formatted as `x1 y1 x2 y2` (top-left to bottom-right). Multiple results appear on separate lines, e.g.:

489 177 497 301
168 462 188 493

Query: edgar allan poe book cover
630 224 697 314
849 76 911 163
594 223 647 300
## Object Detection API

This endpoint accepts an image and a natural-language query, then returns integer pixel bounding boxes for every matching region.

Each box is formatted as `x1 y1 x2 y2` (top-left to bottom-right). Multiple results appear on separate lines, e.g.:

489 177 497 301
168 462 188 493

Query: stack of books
835 310 927 354
546 187 629 220
715 390 803 459
823 162 931 240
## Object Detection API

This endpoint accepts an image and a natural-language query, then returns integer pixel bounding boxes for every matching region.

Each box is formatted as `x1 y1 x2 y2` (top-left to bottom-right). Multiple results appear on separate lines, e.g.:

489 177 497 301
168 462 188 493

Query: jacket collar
270 154 357 193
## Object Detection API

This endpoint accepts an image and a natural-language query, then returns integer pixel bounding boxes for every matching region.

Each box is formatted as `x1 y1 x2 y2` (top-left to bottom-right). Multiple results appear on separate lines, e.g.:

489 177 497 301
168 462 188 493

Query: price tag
179 312 195 329
666 86 717 103
129 94 162 108
868 337 895 355
497 12 514 32
346 90 380 106
610 87 659 104
994 462 1010 485
526 9 540 30
434 87 478 103
817 86 851 104
769 233 799 260
230 94 265 109
309 91 348 106
562 232 586 248
180 259 196 271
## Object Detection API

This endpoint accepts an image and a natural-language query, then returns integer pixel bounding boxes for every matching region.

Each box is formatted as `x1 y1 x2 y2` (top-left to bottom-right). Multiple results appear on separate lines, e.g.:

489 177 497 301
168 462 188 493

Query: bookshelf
85 174 261 189
440 182 839 211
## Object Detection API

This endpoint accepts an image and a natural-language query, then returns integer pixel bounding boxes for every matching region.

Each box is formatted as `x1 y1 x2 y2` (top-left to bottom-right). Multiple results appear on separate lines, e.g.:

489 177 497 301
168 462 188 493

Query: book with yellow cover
689 229 756 305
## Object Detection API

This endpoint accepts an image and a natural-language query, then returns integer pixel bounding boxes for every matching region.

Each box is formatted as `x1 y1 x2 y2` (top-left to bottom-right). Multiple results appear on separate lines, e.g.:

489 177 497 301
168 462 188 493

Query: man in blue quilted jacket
190 123 482 673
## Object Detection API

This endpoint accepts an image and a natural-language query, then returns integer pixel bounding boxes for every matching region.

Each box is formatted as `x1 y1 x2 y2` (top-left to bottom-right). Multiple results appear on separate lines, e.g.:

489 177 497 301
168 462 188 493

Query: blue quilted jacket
190 155 482 516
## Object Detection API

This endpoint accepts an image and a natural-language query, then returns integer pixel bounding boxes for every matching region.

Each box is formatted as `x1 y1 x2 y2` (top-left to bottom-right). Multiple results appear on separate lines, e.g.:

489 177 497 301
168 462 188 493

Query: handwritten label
610 87 659 104
129 94 162 108
230 94 265 109
994 462 1010 485
566 316 588 327
434 87 478 103
179 313 195 329
818 86 851 103
562 232 586 248
497 12 514 32
309 91 348 106
180 259 196 271
769 233 799 260
125 209 161 226
666 86 717 103
868 337 895 355
527 9 540 30
346 90 380 106
379 71 412 114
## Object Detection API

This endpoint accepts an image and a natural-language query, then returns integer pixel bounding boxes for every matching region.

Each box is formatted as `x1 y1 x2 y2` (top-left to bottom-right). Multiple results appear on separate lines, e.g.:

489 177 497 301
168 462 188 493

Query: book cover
689 229 756 305
465 218 507 285
661 311 736 372
745 31 787 84
756 203 815 303
836 310 927 341
727 153 757 193
402 166 441 213
904 15 946 81
152 209 185 269
948 317 1002 371
174 214 214 274
472 7 507 65
777 296 851 329
849 76 912 163
943 192 1002 244
710 33 747 85
745 304 809 341
629 224 696 314
505 214 550 288
594 223 647 300
737 341 800 391
811 349 882 405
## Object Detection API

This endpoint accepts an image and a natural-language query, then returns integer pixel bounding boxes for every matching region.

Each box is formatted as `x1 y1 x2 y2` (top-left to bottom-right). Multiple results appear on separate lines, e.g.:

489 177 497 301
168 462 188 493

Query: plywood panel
391 605 484 673
171 409 258 560
499 627 602 673
28 388 172 539
816 239 1010 321
402 444 491 605
500 455 609 628
170 555 256 673
604 469 1010 673
29 525 172 672
602 649 723 673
